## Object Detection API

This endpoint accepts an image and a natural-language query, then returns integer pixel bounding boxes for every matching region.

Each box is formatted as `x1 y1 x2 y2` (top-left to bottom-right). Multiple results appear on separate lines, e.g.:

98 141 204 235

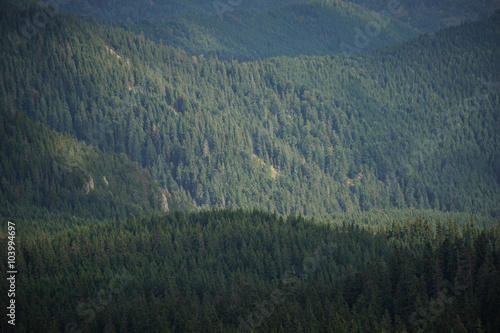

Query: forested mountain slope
1 4 500 332
273 12 500 215
1 4 499 220
0 105 194 226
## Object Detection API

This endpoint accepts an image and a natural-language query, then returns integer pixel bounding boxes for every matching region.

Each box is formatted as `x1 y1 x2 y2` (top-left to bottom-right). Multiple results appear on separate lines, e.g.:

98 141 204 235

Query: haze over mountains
33 0 500 60
1 0 500 332
37 0 500 31
122 0 420 61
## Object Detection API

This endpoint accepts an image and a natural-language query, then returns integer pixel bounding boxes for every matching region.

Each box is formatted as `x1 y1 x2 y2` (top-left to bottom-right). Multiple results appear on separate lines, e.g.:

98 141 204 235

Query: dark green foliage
0 105 193 223
0 4 499 332
0 210 499 332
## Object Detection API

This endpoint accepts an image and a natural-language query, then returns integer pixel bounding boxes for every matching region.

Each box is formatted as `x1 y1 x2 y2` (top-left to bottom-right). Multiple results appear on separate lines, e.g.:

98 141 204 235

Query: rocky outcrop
84 174 94 194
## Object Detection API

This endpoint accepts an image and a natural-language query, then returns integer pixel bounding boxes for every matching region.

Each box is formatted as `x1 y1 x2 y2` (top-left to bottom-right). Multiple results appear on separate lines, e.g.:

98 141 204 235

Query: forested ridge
1 210 499 332
34 0 499 32
37 0 306 21
122 0 419 61
1 2 500 332
37 0 499 61
1 4 499 219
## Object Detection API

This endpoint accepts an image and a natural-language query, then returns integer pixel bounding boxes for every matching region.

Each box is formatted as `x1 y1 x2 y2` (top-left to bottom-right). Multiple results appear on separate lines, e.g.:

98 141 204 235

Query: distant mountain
36 0 305 21
345 0 500 32
31 0 498 62
38 0 500 32
123 0 419 61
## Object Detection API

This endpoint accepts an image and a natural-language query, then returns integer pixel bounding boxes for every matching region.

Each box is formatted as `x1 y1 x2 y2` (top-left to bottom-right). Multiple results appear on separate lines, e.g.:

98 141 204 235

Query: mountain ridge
121 0 419 61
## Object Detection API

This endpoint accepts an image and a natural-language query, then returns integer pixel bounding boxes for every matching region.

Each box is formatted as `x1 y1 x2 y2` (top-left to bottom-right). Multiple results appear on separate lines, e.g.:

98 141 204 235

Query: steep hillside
273 12 500 214
0 105 193 226
1 7 499 332
1 4 499 219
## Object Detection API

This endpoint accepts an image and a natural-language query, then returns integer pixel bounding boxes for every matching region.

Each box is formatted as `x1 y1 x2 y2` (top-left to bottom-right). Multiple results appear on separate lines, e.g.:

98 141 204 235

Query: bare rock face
160 188 169 213
84 174 95 194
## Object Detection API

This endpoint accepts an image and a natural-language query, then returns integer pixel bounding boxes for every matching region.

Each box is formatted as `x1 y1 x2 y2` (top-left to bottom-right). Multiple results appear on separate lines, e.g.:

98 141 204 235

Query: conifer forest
0 0 499 332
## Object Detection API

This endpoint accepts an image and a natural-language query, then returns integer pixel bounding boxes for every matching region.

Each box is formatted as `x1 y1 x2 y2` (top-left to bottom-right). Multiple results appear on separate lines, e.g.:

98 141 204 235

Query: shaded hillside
346 0 499 32
38 0 500 33
36 0 305 21
1 209 499 332
0 105 193 224
123 0 419 61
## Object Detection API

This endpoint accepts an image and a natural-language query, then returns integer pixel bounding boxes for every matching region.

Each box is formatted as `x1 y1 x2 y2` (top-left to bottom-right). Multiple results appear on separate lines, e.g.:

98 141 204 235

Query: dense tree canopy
1 2 499 333
1 5 499 219
1 210 499 332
